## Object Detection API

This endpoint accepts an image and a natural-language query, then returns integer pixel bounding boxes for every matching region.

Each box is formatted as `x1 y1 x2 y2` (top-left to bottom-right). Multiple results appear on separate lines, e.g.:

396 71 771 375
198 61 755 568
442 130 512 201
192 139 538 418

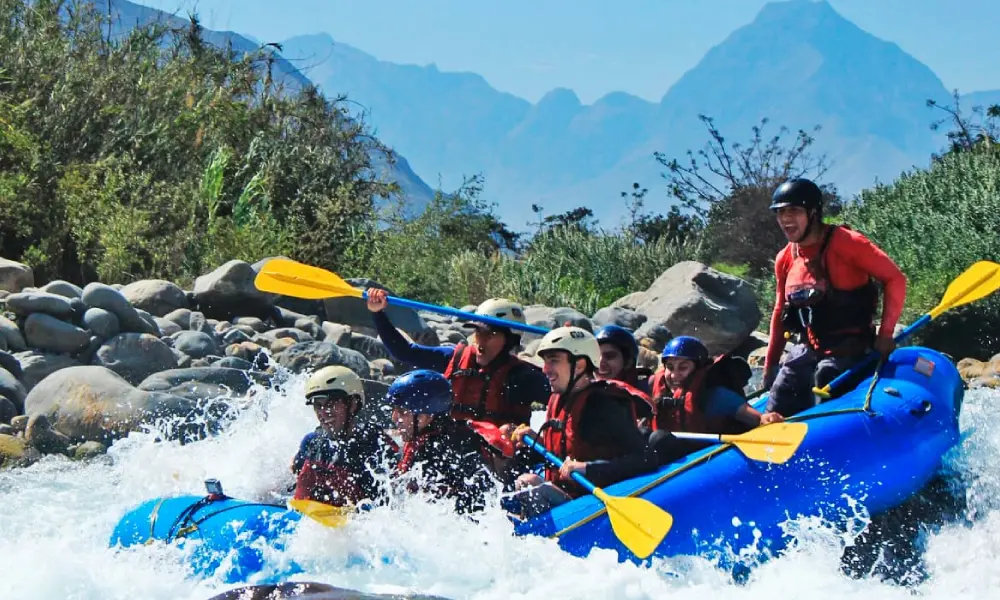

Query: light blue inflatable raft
109 346 964 581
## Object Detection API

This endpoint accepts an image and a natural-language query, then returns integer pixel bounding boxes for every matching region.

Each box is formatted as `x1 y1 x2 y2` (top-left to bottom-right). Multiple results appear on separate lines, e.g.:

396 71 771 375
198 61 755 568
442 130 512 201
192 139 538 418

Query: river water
1 373 997 600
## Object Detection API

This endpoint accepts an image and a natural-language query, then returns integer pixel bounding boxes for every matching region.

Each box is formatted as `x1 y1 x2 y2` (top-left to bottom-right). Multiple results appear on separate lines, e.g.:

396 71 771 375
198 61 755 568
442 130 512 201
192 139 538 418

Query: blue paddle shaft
822 313 931 395
522 433 597 494
362 290 551 335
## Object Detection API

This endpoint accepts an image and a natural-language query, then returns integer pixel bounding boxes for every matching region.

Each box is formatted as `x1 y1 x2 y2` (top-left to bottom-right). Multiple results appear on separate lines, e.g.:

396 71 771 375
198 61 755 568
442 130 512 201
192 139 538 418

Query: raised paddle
670 422 808 464
521 432 673 560
287 498 352 528
814 260 1000 399
254 258 549 335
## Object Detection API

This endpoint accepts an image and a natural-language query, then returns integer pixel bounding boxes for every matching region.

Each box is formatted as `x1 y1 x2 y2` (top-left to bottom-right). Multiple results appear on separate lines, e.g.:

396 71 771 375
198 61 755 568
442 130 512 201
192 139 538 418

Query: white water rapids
1 372 998 600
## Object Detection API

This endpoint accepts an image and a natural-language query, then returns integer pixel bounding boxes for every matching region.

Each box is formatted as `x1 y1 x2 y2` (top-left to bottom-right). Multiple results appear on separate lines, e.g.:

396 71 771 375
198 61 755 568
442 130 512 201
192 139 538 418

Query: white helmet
474 298 526 324
536 326 601 370
304 366 364 403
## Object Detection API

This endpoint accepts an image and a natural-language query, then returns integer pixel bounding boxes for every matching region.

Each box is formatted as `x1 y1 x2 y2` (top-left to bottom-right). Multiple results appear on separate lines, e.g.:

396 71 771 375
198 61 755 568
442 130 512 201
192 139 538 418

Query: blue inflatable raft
109 346 964 581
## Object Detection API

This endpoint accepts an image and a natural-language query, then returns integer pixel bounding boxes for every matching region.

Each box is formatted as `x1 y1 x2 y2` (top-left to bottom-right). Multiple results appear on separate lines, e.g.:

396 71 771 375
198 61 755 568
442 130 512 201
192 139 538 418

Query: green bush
841 149 1000 359
0 0 389 284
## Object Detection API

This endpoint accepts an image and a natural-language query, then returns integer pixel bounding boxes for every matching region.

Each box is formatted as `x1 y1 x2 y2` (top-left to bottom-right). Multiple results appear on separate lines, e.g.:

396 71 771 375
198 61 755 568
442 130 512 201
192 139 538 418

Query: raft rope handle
171 502 292 541
144 498 167 546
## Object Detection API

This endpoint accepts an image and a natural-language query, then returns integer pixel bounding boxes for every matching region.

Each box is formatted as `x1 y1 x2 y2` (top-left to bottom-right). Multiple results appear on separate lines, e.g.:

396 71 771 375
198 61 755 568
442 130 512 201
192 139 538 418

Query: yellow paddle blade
287 498 352 528
929 261 1000 319
592 488 673 560
254 258 364 300
718 422 808 464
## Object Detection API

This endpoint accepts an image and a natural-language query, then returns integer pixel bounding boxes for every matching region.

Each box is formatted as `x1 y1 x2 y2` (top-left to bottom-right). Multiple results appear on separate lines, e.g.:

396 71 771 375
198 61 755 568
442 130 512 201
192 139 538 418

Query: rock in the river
0 258 34 293
323 278 437 344
73 440 108 460
275 341 370 377
0 350 22 380
193 260 278 320
23 366 219 444
83 307 121 339
523 305 593 334
25 413 71 455
120 279 189 317
0 315 26 352
0 366 27 414
0 397 17 424
615 261 761 355
82 282 157 334
171 331 220 360
14 350 81 392
24 313 90 354
5 291 75 319
39 280 83 299
591 306 647 331
92 333 177 385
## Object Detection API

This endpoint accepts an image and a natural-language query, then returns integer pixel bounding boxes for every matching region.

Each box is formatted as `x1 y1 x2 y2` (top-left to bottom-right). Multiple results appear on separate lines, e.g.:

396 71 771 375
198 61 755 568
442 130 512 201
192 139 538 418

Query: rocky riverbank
4 254 988 470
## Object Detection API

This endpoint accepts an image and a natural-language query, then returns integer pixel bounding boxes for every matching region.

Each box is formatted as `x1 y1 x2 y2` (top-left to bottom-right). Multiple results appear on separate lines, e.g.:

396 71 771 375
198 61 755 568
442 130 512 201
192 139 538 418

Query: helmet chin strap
793 209 822 244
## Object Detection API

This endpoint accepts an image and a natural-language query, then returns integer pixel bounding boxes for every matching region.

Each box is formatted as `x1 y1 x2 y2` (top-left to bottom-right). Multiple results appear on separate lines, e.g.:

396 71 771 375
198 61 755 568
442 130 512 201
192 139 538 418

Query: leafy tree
655 115 838 274
0 0 391 283
927 90 1000 157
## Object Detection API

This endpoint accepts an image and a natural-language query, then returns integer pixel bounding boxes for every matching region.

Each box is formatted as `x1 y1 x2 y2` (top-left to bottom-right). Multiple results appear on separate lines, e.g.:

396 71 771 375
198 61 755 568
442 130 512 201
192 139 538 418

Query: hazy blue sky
133 0 1000 104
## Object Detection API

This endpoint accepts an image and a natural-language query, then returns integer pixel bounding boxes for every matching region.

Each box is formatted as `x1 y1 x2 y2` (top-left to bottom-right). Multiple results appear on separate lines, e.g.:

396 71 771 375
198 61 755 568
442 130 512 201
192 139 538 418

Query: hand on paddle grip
366 288 388 312
559 458 587 480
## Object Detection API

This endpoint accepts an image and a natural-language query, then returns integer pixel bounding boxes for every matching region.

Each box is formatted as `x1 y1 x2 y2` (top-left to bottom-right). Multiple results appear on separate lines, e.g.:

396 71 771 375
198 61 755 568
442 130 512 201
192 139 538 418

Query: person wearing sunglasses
291 366 398 508
367 291 550 428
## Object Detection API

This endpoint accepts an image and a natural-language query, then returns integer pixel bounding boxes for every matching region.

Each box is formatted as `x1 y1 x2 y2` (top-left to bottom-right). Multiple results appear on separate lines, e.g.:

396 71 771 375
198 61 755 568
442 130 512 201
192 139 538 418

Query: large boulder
4 291 74 319
121 279 188 317
22 366 217 444
23 313 91 354
591 306 647 331
92 333 177 385
138 367 272 398
322 278 437 345
193 260 277 320
0 350 21 379
0 316 26 351
274 341 370 377
39 280 83 299
0 258 33 293
82 282 157 334
83 307 121 339
614 261 761 355
0 368 27 414
523 305 592 333
171 331 220 360
14 350 81 391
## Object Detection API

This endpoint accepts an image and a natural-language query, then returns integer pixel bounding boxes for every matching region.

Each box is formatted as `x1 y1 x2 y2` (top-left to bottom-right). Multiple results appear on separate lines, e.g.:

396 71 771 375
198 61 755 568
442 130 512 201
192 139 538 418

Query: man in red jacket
762 178 907 417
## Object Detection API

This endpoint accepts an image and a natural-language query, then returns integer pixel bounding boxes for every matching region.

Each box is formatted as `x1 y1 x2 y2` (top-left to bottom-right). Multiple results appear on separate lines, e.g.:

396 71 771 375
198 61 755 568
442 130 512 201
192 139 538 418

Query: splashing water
1 374 998 600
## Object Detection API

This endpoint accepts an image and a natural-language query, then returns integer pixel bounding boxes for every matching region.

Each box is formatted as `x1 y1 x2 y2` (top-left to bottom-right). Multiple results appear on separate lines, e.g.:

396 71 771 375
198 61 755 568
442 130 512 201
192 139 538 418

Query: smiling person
593 324 654 420
291 366 399 508
508 326 653 516
367 291 550 428
763 178 907 417
644 336 778 463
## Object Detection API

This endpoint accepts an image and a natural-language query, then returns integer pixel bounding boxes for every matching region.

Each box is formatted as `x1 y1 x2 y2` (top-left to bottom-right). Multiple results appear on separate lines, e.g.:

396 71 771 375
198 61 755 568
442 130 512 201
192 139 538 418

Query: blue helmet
385 369 453 415
661 336 709 365
594 325 639 366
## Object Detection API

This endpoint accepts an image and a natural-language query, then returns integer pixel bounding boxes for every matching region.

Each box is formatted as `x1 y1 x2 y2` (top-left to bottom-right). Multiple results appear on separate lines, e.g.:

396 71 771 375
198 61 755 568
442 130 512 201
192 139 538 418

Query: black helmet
769 178 823 212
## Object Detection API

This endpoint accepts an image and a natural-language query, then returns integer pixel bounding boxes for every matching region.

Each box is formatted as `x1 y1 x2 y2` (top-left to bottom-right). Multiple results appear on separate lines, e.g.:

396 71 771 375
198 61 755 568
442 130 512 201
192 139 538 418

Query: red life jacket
781 225 878 353
293 459 364 507
443 343 533 426
650 357 750 435
541 381 648 496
